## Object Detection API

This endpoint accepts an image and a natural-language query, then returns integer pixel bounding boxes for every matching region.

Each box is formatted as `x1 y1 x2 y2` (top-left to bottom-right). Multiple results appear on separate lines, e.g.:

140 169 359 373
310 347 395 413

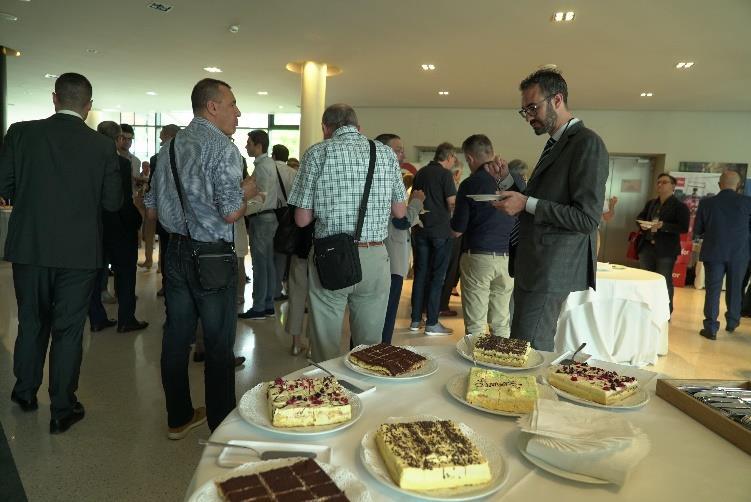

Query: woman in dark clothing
636 173 690 314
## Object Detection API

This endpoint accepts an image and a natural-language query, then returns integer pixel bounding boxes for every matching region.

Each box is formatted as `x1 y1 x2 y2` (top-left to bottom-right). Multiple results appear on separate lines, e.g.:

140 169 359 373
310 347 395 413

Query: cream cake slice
375 420 492 491
267 376 351 427
548 362 639 405
472 334 531 367
465 367 538 414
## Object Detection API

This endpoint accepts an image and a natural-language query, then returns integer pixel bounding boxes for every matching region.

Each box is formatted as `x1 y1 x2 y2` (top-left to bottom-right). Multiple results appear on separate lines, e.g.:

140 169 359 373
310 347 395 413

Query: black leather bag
313 140 376 290
169 138 236 290
273 167 298 255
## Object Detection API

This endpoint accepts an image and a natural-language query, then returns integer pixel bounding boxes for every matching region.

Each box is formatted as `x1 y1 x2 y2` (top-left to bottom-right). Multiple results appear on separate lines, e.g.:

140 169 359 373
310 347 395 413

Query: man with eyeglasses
491 68 609 351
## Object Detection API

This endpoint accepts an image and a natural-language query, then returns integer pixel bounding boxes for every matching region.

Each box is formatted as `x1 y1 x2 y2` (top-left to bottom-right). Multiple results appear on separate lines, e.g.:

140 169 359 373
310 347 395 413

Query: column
287 61 342 155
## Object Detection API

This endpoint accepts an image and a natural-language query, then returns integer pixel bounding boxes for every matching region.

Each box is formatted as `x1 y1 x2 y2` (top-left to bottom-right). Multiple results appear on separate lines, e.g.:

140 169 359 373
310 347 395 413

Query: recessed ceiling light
0 12 19 22
44 73 58 79
278 105 284 109
146 91 157 96
640 92 654 97
86 48 98 54
257 91 268 96
676 61 695 69
438 91 450 96
421 64 436 71
148 2 173 12
203 66 222 73
552 11 575 22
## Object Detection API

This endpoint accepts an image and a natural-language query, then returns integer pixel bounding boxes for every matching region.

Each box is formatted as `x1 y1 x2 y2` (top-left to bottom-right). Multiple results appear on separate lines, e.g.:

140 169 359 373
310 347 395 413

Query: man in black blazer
493 68 609 351
0 73 122 433
694 171 751 339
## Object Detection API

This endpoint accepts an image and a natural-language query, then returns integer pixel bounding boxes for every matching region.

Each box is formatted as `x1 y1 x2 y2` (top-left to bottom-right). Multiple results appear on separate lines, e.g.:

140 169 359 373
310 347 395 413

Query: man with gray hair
0 73 122 433
288 103 407 361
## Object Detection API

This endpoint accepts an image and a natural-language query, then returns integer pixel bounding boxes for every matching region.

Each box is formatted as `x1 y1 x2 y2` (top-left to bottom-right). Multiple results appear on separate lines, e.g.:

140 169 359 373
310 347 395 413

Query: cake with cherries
375 420 492 491
267 376 351 427
548 362 639 405
216 458 349 501
465 367 538 414
472 334 531 367
348 343 427 376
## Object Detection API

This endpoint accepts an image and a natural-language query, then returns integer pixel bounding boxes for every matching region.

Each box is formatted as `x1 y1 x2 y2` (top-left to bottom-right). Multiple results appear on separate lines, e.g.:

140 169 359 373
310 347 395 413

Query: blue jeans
382 274 404 344
638 242 676 313
161 236 237 431
411 234 451 326
248 213 278 312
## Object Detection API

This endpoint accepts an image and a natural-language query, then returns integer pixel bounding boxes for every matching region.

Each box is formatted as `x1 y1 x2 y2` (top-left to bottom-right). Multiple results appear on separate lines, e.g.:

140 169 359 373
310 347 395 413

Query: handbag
168 137 236 290
273 166 298 255
626 231 642 260
312 140 377 290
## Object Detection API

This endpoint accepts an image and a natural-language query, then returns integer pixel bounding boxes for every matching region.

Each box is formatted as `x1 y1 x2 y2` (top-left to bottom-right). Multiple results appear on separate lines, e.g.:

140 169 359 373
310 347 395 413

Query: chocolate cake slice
348 343 426 376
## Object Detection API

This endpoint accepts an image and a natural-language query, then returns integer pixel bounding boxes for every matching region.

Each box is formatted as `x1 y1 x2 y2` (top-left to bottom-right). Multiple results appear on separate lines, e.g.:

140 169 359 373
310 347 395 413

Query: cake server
560 342 587 366
463 334 477 366
306 359 365 394
198 440 317 460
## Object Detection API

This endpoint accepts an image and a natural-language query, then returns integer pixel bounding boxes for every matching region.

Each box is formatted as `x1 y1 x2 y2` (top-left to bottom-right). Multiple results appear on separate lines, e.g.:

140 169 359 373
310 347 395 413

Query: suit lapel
527 121 583 186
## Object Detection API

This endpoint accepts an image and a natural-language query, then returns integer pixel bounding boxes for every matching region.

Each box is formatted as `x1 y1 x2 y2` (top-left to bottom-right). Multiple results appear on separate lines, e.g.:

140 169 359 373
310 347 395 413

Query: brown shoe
167 407 207 440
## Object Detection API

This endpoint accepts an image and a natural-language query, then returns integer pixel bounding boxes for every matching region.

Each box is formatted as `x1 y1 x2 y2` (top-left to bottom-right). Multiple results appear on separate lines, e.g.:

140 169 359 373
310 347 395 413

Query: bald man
695 171 751 340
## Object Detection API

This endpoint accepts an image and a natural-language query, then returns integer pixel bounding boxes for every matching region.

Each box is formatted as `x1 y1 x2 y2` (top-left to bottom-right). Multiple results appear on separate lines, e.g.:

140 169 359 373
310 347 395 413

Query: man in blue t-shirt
451 134 525 337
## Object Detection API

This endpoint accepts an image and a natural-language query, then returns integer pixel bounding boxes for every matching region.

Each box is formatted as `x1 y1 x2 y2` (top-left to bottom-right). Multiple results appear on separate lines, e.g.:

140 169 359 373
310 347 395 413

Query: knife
307 359 365 394
199 440 317 460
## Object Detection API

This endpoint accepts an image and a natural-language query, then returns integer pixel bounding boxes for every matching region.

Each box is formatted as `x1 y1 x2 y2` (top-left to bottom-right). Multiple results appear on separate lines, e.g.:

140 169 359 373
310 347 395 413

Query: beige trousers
459 252 514 337
285 255 309 338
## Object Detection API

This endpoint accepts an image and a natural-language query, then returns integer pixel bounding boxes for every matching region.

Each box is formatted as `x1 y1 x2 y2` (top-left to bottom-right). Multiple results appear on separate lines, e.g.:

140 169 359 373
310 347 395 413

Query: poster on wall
676 161 749 196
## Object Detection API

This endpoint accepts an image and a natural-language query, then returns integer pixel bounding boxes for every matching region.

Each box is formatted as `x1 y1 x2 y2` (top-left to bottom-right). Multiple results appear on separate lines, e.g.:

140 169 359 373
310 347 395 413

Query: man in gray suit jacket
0 73 122 433
493 69 609 351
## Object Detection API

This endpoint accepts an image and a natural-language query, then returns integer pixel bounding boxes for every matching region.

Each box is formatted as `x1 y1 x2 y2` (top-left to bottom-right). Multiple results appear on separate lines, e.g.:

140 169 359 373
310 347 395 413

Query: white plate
215 440 332 468
345 345 439 380
238 382 363 435
188 457 372 502
636 219 655 228
467 194 506 202
516 432 609 485
445 373 557 417
456 337 546 371
359 415 508 501
548 384 650 409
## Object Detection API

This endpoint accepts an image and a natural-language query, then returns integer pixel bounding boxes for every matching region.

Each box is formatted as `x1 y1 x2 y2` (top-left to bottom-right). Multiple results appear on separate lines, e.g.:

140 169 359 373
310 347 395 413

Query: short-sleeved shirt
252 153 280 212
287 126 406 241
451 169 524 253
412 160 457 239
144 117 243 243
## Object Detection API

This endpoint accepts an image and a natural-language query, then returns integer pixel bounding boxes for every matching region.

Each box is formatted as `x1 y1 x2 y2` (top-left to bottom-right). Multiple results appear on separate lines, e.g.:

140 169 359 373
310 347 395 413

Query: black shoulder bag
273 166 297 255
168 138 236 290
312 140 376 290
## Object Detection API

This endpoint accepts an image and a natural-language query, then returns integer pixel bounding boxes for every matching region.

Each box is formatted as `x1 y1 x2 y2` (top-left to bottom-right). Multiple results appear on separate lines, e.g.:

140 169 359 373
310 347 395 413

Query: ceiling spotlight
438 91 450 96
44 73 59 79
640 92 653 97
86 48 98 54
421 64 436 71
552 11 575 22
257 91 268 96
146 91 157 96
0 12 19 22
203 66 222 73
676 61 694 69
228 25 240 34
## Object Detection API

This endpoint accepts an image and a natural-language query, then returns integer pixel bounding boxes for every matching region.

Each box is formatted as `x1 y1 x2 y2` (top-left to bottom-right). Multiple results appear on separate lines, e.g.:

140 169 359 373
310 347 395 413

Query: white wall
356 108 751 173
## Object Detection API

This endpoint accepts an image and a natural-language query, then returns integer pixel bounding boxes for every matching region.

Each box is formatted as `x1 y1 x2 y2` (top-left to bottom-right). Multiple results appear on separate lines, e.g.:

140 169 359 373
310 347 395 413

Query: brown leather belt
356 241 384 248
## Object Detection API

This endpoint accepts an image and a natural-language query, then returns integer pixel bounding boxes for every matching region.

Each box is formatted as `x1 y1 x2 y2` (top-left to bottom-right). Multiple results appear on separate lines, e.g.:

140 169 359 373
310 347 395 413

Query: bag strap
354 140 377 242
275 165 288 203
168 136 193 241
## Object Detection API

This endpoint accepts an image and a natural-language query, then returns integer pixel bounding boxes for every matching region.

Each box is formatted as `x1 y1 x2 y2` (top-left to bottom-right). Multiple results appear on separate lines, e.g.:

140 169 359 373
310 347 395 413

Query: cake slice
472 334 531 367
267 376 351 427
375 420 492 491
465 367 538 414
348 343 427 376
548 362 639 405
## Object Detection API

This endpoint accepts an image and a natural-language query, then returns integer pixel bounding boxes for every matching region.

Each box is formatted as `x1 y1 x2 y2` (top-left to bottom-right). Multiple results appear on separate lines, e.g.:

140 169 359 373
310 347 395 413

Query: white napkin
518 400 650 485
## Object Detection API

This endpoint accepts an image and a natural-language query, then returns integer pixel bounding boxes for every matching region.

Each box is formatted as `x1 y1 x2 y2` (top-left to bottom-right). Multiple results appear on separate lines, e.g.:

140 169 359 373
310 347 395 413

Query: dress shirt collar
191 116 226 138
57 109 83 120
253 152 269 166
551 117 581 142
332 125 361 139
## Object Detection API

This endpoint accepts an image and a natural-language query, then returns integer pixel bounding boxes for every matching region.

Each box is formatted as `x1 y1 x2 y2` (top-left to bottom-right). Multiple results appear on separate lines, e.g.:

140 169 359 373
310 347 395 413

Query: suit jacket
0 113 122 269
636 195 690 259
103 156 142 264
694 189 751 263
513 121 609 293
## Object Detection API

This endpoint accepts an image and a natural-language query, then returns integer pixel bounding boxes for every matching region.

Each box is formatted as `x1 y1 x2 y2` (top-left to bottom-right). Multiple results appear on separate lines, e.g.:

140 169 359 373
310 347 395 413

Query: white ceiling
2 0 751 117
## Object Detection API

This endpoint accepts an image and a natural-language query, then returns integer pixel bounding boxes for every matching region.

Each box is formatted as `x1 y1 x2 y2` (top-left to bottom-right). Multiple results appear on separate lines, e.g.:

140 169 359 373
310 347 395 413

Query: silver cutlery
306 359 365 394
463 334 477 366
198 440 316 460
560 342 587 366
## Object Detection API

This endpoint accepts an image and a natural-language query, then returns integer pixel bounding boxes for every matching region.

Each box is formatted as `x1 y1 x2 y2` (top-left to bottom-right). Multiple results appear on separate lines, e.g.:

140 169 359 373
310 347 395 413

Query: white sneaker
409 321 422 331
425 322 453 336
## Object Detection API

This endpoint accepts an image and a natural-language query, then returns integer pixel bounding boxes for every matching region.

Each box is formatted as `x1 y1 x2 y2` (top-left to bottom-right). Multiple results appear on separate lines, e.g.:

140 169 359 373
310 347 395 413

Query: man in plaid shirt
288 104 407 361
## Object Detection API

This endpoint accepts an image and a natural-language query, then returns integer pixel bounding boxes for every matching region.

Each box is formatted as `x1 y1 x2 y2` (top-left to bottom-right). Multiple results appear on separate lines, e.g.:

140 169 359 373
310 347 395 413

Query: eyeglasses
518 95 554 118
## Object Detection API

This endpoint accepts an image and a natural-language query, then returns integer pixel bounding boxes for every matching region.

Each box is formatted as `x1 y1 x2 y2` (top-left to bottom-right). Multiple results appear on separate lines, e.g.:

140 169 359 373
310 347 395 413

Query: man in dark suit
0 73 122 433
694 171 751 340
89 121 148 333
493 68 609 351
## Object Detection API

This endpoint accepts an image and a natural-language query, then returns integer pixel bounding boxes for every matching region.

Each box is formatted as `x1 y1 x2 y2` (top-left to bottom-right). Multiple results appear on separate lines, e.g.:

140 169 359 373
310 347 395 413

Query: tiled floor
1 253 750 501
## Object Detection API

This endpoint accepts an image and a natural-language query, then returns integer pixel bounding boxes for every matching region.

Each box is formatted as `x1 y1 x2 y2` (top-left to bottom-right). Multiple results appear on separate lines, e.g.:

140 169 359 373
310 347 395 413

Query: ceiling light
438 91 449 96
552 11 575 22
147 2 173 12
86 48 98 54
278 105 284 109
257 91 268 96
146 91 157 96
421 64 436 71
0 12 19 22
203 66 222 73
676 61 694 69
640 92 653 97
44 73 58 79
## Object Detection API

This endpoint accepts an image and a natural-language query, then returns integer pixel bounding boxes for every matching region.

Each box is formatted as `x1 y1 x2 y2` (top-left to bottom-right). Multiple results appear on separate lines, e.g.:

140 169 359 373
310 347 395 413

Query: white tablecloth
0 208 11 258
186 346 750 501
556 266 671 366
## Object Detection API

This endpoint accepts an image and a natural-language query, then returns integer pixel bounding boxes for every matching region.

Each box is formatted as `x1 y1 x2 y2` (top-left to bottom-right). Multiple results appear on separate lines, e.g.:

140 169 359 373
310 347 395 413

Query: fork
560 342 586 366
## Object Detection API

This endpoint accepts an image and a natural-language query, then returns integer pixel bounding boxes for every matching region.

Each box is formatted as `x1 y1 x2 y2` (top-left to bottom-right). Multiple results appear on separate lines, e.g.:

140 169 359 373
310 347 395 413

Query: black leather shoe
50 402 85 434
11 391 38 412
91 319 117 332
726 325 738 333
699 329 717 340
234 356 246 368
117 320 149 333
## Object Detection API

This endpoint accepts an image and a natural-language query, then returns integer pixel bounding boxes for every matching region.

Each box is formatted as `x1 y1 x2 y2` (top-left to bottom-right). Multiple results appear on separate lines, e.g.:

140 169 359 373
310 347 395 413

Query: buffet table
556 266 670 366
0 207 10 258
186 345 750 501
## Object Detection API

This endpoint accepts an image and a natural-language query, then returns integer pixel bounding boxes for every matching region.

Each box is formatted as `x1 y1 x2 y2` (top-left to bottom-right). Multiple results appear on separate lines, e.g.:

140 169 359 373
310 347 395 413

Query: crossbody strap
275 165 288 203
168 136 193 241
354 140 377 242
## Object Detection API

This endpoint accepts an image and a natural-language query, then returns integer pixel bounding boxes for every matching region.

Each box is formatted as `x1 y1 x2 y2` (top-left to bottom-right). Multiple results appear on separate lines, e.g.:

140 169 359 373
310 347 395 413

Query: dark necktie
509 137 557 247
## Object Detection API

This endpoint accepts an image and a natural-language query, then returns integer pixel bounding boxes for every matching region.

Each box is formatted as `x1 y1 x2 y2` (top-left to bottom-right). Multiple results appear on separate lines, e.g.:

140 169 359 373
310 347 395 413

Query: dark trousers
510 287 568 351
638 242 676 314
411 234 451 326
381 274 404 344
12 264 97 419
89 268 109 326
703 258 746 333
439 236 463 311
157 223 170 291
161 237 238 431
